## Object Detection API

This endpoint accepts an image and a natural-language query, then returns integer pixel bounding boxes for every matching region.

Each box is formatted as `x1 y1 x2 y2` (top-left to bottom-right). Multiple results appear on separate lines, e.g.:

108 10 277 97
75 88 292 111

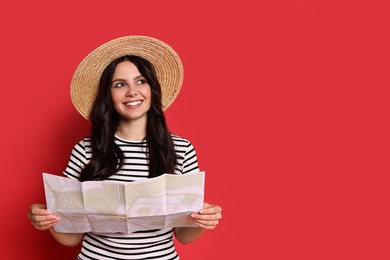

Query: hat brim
70 35 184 120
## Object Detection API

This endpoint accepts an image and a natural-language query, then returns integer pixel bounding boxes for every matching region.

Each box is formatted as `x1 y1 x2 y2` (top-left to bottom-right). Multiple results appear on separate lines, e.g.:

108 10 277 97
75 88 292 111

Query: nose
125 84 138 97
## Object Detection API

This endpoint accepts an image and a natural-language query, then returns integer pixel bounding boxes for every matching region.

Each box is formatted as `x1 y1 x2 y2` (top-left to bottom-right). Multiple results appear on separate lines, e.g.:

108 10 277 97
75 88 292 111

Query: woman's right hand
28 204 60 231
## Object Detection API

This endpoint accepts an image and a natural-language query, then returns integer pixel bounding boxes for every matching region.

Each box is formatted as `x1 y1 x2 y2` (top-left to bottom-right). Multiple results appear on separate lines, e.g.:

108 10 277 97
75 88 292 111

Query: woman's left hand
190 202 222 230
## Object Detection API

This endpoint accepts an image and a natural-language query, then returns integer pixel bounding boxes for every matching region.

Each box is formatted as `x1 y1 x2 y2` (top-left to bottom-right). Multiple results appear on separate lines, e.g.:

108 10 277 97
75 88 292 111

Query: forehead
113 61 141 77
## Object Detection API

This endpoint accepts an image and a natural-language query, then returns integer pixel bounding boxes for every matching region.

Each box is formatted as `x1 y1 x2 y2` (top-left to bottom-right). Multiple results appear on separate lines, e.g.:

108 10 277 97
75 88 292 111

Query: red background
1 0 389 259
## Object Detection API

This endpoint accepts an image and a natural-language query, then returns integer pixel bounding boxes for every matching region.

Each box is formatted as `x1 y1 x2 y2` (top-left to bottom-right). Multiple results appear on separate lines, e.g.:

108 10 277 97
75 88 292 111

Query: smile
126 101 142 107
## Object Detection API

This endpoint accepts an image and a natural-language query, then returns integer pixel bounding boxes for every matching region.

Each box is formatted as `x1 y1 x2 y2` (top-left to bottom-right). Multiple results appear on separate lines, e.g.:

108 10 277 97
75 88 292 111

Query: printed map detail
43 171 205 234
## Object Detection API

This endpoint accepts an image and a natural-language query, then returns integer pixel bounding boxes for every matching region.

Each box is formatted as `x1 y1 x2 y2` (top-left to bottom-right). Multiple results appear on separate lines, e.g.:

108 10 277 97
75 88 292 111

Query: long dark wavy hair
79 55 177 181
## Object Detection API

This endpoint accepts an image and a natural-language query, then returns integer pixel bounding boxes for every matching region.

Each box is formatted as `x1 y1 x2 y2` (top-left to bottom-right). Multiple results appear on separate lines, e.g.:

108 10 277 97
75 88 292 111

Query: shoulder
81 136 92 145
71 136 91 146
171 134 192 146
71 137 92 154
171 134 198 156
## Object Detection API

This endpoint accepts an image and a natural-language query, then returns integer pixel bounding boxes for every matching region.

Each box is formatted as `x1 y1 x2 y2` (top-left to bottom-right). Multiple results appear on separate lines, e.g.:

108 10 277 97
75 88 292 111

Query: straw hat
70 35 184 120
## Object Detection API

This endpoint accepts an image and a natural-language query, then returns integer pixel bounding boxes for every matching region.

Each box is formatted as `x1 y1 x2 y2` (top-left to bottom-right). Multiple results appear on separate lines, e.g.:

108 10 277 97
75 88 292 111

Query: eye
136 78 147 85
113 82 125 88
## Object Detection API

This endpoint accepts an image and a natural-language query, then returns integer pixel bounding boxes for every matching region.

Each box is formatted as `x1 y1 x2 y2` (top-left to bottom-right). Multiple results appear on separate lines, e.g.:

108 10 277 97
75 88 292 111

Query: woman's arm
174 202 222 244
48 227 84 247
28 204 84 247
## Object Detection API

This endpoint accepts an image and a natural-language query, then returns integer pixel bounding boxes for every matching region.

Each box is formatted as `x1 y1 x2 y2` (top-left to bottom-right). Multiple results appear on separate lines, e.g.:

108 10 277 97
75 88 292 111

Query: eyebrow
111 75 144 84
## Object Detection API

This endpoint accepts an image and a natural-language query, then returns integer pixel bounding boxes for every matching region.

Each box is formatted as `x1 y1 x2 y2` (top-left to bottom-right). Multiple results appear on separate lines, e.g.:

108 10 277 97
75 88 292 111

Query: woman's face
111 61 152 123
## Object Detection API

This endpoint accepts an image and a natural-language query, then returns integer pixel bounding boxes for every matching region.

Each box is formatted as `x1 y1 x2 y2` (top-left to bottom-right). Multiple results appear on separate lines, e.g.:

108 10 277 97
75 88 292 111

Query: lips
126 101 142 106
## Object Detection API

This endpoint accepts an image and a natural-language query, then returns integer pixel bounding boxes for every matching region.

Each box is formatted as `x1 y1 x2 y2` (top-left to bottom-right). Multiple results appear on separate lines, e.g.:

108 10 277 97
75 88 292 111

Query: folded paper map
43 171 205 234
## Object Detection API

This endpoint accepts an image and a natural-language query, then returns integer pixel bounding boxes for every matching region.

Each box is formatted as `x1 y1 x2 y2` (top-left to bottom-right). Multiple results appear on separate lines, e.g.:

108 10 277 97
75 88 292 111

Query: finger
199 205 222 215
29 204 46 211
30 204 50 216
31 214 59 223
193 218 220 226
31 217 60 231
33 221 57 231
32 218 59 227
28 208 59 224
192 219 220 230
192 212 222 222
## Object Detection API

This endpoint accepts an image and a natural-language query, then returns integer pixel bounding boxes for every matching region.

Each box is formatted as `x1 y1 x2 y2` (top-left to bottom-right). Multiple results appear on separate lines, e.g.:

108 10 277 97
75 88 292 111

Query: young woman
28 36 222 259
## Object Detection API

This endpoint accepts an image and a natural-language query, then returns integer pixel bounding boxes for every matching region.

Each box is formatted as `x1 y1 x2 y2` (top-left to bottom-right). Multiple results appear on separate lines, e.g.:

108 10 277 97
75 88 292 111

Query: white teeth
126 101 142 106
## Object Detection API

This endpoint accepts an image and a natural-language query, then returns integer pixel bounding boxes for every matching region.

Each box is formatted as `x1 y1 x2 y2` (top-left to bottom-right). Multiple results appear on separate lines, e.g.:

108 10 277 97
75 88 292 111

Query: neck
116 119 147 141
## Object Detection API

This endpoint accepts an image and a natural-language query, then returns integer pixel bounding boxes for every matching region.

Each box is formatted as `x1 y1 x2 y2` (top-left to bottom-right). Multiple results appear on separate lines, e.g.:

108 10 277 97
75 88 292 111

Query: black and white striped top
63 135 199 260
